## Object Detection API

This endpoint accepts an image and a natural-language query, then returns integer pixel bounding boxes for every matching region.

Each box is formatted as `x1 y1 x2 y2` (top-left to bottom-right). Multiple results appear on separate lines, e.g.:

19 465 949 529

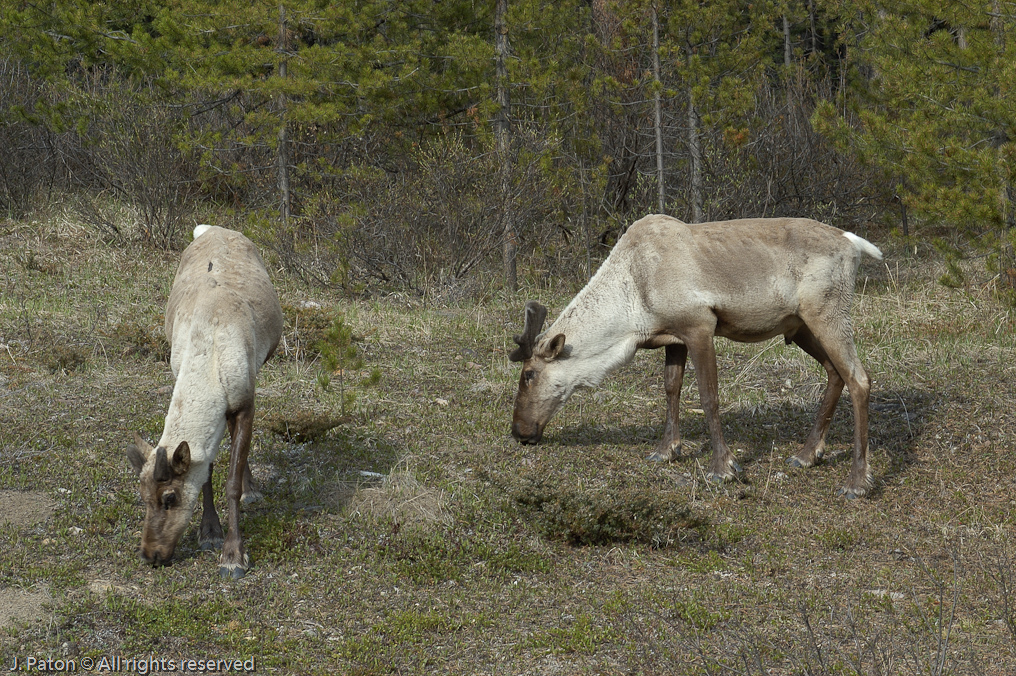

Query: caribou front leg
686 329 740 482
220 406 253 579
648 343 687 462
198 462 224 551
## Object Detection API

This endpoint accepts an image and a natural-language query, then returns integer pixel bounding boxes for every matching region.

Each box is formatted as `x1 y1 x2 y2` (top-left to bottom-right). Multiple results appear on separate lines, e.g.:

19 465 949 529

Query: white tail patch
193 224 212 240
843 231 883 261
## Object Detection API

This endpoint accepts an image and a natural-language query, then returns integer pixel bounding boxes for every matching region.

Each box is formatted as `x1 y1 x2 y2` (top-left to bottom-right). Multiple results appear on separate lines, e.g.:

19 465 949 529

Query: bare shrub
981 542 1016 646
670 78 894 231
72 83 197 248
499 470 703 547
276 129 574 293
621 549 988 676
0 57 199 244
588 74 895 239
0 55 57 217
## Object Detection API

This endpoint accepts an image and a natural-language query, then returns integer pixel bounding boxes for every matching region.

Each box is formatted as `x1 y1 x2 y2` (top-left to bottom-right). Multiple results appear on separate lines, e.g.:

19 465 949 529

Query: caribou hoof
218 549 249 580
218 563 246 580
241 489 263 505
647 442 680 463
199 536 223 551
705 470 737 484
787 456 809 469
706 460 741 483
837 486 867 500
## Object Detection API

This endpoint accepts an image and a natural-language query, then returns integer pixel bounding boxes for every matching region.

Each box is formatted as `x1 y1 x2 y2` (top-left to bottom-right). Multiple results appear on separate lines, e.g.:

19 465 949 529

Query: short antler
509 301 548 362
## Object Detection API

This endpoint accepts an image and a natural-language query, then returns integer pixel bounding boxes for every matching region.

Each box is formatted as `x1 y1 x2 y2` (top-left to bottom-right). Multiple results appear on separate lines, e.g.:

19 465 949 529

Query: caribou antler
508 301 548 362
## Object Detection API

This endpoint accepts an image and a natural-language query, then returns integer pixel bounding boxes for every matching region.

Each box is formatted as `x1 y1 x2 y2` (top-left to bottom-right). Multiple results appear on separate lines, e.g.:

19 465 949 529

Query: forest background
1 0 1015 299
3 2 1016 671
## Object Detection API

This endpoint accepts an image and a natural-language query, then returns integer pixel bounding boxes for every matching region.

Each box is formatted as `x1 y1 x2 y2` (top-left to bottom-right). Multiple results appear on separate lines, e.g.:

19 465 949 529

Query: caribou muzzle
139 548 174 567
139 537 177 567
511 419 544 444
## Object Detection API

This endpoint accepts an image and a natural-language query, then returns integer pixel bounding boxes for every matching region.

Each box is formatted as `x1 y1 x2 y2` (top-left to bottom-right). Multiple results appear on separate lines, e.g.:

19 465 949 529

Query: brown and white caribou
127 224 283 578
509 214 882 498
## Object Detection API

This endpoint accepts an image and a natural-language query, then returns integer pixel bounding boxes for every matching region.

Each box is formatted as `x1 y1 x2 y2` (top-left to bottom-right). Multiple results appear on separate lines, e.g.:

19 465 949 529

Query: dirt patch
0 490 55 529
0 585 52 630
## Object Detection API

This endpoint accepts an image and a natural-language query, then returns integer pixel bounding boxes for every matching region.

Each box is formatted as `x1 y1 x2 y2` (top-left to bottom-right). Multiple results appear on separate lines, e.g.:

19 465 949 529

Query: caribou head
508 301 571 444
126 433 200 566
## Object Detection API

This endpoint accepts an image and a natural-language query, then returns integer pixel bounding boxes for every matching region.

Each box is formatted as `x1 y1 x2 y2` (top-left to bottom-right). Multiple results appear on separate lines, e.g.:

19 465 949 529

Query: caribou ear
509 301 548 362
153 441 191 482
170 442 191 476
127 432 153 476
543 334 567 360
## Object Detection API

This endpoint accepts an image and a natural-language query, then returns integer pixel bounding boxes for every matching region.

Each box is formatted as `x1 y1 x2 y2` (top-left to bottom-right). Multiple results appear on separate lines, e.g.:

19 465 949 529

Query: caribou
127 224 283 578
509 214 882 498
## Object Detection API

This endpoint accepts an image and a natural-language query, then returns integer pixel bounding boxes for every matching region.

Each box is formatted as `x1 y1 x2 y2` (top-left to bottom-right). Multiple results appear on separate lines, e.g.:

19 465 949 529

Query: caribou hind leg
787 325 845 470
803 319 873 498
226 415 262 504
241 460 262 504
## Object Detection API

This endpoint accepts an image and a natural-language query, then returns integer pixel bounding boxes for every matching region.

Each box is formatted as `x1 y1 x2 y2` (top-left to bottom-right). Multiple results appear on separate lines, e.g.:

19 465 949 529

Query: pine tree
815 0 1016 301
665 0 777 221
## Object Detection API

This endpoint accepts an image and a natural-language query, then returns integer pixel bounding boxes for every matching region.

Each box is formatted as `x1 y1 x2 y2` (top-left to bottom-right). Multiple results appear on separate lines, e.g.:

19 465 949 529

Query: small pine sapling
316 315 362 414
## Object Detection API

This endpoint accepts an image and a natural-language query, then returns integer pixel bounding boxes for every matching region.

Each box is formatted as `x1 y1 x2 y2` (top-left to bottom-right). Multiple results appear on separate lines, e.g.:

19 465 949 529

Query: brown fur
127 436 193 565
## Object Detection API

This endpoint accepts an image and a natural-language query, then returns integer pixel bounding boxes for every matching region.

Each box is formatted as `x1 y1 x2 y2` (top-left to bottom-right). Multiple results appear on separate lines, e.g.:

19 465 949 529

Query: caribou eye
161 491 177 510
523 370 536 385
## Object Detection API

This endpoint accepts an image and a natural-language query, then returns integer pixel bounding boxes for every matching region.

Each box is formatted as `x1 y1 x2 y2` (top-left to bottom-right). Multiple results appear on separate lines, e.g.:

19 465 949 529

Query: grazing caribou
509 214 882 498
127 224 283 578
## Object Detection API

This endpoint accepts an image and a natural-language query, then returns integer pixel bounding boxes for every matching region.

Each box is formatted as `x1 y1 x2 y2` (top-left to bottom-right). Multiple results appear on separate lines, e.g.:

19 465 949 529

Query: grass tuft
504 471 705 547
348 466 450 528
265 410 346 442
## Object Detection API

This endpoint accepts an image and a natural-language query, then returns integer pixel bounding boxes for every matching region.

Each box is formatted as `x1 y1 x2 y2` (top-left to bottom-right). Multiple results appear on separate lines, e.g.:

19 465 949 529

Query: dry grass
1 216 1015 674
348 462 452 527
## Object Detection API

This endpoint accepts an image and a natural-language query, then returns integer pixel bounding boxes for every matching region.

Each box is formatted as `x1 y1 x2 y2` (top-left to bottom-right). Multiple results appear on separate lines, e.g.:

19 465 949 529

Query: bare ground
0 586 51 631
0 490 54 530
0 491 55 630
1 216 1015 673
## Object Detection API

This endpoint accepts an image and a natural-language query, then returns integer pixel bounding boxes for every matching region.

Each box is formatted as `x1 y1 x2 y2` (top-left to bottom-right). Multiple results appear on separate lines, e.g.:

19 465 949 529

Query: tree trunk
783 15 792 69
783 14 793 112
495 0 517 292
895 192 909 238
688 92 702 223
808 0 817 56
991 0 1005 50
990 0 1012 230
653 6 665 214
277 5 291 228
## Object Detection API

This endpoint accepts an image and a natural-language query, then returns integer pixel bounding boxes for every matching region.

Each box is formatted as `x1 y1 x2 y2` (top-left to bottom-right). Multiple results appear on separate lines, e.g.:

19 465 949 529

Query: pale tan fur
127 225 283 577
511 214 882 498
